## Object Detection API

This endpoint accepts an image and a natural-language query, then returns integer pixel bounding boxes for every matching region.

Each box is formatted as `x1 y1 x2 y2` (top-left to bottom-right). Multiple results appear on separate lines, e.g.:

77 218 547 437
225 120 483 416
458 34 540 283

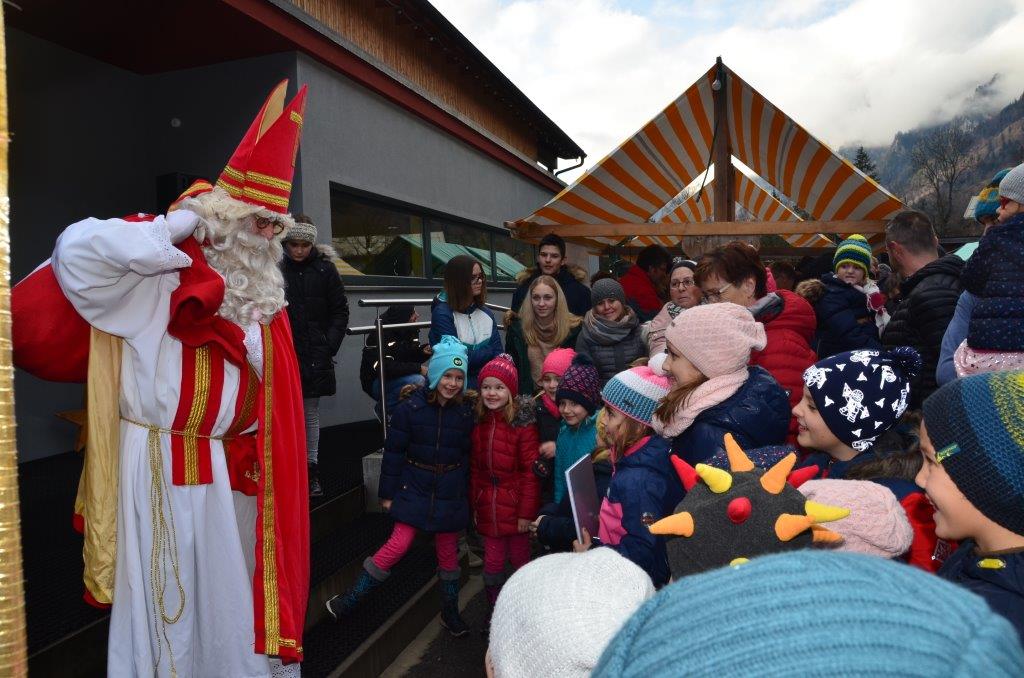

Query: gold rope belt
122 416 236 677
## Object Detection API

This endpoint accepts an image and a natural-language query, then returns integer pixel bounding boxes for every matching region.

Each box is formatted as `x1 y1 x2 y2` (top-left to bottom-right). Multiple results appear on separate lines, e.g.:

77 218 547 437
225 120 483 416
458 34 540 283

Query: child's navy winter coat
960 213 1024 351
670 367 790 466
379 387 476 533
598 436 684 587
939 540 1024 642
812 273 882 356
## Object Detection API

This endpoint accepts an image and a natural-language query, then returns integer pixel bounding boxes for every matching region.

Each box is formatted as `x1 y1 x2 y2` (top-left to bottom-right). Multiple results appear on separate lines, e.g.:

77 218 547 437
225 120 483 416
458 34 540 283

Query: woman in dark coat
281 215 349 497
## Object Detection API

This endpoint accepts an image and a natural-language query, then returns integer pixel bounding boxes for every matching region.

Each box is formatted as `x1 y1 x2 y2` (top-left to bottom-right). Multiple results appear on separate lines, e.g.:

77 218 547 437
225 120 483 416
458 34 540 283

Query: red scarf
541 392 561 419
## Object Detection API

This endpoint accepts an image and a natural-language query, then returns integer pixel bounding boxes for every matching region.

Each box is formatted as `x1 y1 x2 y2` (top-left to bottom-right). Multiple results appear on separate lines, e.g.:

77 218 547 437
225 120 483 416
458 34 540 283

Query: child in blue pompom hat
796 234 887 356
792 346 952 572
327 335 477 636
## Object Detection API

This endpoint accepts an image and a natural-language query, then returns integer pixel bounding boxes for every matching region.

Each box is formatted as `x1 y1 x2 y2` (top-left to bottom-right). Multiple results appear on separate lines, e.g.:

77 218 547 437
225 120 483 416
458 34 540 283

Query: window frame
329 183 528 288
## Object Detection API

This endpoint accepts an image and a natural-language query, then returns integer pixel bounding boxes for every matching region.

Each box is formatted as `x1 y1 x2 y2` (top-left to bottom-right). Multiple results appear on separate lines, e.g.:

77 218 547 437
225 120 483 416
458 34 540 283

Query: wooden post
712 56 734 222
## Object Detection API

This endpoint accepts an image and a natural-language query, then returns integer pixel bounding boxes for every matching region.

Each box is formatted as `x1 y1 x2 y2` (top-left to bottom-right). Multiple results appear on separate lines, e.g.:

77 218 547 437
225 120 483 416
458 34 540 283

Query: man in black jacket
881 210 963 408
281 215 350 496
510 233 591 316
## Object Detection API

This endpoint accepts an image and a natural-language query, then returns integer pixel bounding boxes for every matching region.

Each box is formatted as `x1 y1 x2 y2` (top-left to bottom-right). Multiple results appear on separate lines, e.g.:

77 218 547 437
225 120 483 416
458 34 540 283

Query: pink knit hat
663 303 766 379
799 479 914 559
479 353 520 397
541 347 576 379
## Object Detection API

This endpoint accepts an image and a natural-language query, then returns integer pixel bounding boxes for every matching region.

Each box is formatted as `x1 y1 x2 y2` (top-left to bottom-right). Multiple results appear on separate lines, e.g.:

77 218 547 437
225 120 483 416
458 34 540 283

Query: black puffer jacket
281 245 350 398
359 307 429 396
881 254 963 408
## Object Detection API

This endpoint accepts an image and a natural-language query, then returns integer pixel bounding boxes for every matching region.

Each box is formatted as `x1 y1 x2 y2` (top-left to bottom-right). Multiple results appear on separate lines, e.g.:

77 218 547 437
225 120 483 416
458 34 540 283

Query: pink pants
483 533 531 576
371 521 459 573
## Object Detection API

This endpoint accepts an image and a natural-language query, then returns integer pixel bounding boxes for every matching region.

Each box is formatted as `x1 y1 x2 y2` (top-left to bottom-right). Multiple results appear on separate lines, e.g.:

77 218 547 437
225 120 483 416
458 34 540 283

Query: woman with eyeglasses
430 254 502 390
694 241 817 444
647 259 701 359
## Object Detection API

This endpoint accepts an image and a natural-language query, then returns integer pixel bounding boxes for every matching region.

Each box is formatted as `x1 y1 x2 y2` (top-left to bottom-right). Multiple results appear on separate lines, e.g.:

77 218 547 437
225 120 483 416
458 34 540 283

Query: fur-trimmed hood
515 263 589 286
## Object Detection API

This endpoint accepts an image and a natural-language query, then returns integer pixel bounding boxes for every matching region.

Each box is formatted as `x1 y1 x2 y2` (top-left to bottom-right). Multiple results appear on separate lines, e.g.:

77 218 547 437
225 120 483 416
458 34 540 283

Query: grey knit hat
284 220 317 243
591 277 626 307
998 162 1024 205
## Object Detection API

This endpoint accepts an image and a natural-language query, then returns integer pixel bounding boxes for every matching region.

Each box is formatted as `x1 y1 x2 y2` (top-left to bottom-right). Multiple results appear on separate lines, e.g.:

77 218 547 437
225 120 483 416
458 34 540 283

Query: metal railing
346 298 511 439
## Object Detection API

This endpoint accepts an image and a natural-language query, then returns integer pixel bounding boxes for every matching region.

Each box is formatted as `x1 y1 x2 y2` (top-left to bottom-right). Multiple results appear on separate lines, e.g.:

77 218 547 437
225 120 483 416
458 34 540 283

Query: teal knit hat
974 168 1012 222
427 335 468 390
833 234 872 277
922 371 1024 535
594 551 1024 677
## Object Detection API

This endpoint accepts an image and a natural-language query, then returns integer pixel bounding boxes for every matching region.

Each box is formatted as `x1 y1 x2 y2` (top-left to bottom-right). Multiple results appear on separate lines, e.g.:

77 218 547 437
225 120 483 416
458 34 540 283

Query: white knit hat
489 549 654 678
284 220 316 243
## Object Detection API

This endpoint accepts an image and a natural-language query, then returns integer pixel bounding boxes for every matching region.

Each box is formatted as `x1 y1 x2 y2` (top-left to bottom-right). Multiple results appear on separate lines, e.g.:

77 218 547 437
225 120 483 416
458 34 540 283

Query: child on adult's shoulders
918 371 1024 642
793 346 951 571
796 234 886 357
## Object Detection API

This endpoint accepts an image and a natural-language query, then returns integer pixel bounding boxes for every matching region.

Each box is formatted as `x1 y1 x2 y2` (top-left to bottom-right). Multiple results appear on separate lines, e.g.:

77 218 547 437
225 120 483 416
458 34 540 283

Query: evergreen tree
853 146 880 181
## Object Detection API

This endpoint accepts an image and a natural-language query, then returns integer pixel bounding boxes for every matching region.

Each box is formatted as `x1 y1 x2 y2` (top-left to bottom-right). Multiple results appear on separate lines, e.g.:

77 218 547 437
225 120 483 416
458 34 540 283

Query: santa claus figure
14 81 311 677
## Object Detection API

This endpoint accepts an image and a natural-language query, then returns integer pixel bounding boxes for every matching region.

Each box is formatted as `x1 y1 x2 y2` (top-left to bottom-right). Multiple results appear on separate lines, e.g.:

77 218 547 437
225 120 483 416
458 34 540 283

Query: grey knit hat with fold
285 220 317 243
998 162 1024 205
592 277 627 307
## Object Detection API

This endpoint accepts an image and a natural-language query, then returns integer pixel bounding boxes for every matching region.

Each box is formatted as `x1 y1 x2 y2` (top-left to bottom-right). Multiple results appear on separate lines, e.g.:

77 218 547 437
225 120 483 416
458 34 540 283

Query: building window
329 185 531 282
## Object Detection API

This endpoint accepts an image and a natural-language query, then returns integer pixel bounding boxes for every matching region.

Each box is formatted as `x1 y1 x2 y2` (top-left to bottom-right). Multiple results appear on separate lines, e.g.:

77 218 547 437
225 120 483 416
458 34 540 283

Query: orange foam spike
811 525 843 544
761 453 798 495
775 514 814 542
648 511 695 537
724 433 755 472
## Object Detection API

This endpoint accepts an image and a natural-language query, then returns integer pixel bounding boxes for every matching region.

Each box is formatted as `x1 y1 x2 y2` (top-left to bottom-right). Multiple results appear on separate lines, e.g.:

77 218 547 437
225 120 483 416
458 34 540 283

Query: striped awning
511 62 902 252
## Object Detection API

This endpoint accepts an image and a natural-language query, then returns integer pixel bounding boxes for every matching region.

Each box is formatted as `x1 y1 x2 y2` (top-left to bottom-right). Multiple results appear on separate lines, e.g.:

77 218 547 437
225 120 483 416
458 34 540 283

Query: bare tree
910 119 974 232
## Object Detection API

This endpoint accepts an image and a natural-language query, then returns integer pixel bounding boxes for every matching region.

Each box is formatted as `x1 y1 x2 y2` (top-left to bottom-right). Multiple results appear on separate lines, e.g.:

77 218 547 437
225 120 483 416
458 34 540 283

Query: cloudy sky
431 0 1024 182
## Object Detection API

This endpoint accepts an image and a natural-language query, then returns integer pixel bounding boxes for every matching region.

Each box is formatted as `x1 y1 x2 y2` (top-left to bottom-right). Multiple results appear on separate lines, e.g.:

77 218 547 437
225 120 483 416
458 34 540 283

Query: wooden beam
507 220 887 239
712 57 734 222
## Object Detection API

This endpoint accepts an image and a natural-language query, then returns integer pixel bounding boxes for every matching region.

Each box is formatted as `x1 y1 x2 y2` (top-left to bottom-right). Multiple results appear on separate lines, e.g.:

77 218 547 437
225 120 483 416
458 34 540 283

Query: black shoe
438 575 469 637
308 463 323 497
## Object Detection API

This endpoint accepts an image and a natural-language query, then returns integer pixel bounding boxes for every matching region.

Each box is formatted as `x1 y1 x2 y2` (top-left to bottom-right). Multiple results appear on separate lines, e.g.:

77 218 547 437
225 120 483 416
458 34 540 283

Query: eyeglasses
255 216 286 235
670 279 696 289
702 283 732 303
470 274 485 283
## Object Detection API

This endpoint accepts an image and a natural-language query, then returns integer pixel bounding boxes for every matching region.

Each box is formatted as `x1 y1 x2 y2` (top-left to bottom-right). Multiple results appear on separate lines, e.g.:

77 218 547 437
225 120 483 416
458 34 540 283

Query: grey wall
294 53 555 428
9 32 557 460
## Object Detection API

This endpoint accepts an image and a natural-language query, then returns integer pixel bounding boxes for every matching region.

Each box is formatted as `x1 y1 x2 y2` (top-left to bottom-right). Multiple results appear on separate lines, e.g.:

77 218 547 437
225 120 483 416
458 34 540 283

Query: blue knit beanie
593 551 1024 677
922 371 1024 535
427 335 468 390
833 234 873 277
802 347 921 452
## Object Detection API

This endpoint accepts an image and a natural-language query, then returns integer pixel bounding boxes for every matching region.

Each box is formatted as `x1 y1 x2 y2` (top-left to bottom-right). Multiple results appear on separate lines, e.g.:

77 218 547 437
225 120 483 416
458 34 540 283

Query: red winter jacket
749 290 817 442
471 406 541 537
619 265 664 317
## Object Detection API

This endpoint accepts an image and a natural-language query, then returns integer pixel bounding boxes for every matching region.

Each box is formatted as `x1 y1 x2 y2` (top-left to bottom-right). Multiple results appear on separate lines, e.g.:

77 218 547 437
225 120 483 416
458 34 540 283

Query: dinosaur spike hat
649 434 849 578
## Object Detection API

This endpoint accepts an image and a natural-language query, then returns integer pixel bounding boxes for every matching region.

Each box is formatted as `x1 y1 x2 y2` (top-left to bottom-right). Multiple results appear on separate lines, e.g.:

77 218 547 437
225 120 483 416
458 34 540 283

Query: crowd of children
334 163 1024 677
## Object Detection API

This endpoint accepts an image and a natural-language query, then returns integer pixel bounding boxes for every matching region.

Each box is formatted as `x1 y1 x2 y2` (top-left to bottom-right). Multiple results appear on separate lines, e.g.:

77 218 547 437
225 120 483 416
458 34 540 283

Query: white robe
52 214 275 678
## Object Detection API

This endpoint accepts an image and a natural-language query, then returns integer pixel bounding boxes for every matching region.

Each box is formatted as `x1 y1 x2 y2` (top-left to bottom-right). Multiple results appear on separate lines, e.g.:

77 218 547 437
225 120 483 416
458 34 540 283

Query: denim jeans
371 374 426 419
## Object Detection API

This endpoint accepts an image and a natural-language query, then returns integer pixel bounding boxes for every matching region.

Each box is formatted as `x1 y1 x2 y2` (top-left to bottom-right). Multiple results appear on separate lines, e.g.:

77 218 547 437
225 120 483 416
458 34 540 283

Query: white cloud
431 0 1024 183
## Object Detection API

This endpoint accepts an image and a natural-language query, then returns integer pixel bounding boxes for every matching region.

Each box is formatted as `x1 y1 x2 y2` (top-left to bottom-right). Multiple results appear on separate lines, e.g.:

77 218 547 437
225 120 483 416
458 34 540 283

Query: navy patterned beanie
802 347 922 452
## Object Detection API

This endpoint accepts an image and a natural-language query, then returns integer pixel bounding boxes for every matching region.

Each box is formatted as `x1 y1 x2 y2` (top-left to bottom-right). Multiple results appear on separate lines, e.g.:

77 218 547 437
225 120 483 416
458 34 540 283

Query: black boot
325 559 385 620
482 583 502 635
308 462 323 498
438 570 469 637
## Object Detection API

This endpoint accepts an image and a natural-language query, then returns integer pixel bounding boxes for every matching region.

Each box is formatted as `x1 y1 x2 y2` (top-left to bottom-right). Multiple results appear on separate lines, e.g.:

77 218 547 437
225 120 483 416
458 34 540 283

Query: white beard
180 188 289 326
203 227 286 326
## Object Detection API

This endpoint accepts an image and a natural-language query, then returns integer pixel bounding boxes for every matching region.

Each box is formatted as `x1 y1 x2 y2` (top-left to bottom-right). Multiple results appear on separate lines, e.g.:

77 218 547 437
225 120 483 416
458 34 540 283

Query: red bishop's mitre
214 79 307 214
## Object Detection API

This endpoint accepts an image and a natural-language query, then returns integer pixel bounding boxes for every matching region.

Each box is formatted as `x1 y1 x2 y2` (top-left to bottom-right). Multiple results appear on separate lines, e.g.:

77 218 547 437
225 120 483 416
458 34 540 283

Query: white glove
164 210 200 244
